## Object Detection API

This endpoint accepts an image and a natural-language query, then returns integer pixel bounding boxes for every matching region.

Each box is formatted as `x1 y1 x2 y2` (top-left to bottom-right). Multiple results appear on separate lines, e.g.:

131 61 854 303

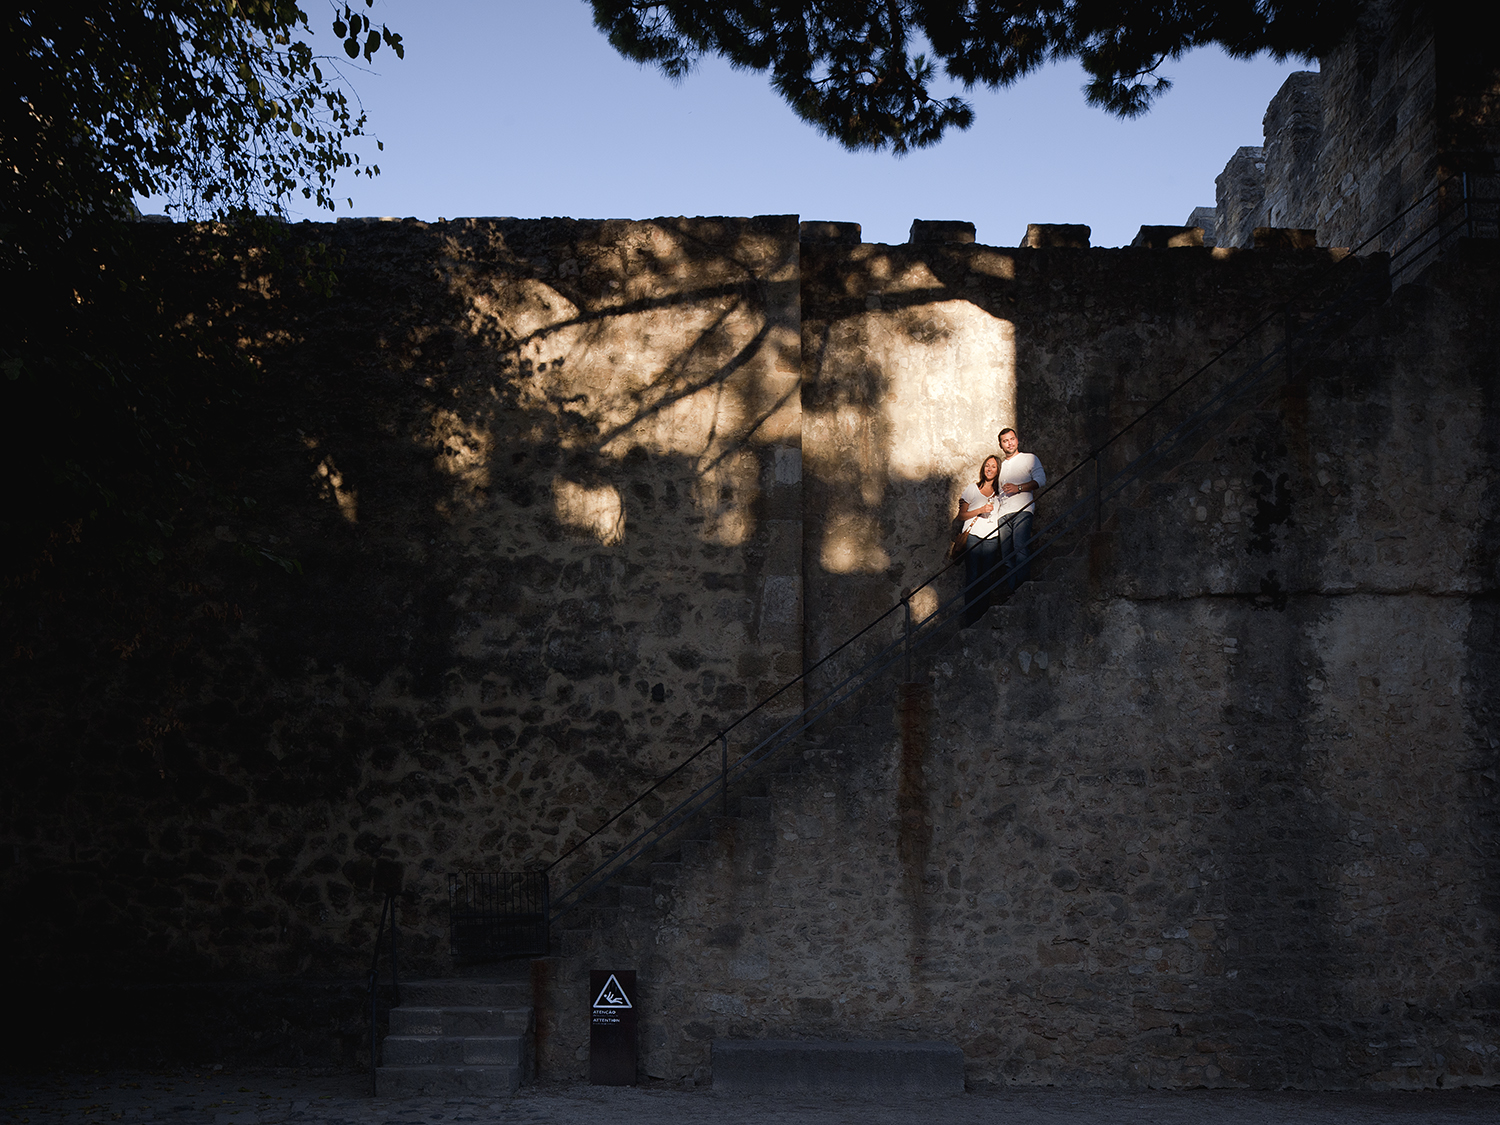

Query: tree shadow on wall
0 215 809 985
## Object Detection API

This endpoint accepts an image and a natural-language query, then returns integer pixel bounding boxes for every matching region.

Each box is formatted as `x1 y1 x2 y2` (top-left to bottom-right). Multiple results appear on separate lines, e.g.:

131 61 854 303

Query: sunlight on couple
954 427 1046 627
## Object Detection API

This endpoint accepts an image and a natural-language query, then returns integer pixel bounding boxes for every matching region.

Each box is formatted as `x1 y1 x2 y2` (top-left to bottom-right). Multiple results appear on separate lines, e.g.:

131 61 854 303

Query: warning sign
593 973 633 1010
589 968 637 1085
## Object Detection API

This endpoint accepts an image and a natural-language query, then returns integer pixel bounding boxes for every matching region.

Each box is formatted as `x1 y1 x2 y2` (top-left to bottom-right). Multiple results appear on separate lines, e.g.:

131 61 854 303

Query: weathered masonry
2 0 1497 1093
1212 1 1500 255
6 209 1497 1088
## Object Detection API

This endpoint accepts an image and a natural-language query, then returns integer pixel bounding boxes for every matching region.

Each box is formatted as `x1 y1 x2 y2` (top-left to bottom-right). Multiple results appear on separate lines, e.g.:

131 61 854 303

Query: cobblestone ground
1 1071 1496 1125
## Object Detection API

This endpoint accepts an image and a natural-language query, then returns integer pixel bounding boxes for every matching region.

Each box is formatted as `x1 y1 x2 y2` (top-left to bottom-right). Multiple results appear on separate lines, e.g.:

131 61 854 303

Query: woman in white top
957 455 1003 626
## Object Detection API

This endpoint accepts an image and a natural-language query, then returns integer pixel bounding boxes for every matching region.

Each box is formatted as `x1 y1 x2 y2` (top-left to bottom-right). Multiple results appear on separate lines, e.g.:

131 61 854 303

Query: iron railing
448 871 550 962
539 172 1491 926
366 890 400 1097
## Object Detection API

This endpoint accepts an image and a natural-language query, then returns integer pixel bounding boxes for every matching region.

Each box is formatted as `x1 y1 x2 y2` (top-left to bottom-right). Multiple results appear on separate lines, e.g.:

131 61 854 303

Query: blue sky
139 2 1310 247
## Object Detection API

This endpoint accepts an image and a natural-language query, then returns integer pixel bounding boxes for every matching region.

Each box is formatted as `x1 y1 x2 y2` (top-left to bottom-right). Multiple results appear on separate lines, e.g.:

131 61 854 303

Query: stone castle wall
1313 1 1442 254
6 2 1498 1083
1210 3 1499 256
4 208 1494 1088
1263 72 1324 232
3 214 804 999
542 238 1499 1090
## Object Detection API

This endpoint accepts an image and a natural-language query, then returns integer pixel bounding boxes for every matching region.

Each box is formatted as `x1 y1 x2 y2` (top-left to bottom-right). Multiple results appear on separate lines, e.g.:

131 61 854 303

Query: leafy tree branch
1 2 402 587
588 1 1363 151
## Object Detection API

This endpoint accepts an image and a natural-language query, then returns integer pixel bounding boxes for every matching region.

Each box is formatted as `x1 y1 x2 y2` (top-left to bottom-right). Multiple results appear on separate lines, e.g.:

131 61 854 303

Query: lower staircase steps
376 977 534 1097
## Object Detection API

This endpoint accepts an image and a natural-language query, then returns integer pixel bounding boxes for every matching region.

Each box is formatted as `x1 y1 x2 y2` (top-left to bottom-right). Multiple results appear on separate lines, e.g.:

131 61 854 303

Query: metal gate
447 871 550 962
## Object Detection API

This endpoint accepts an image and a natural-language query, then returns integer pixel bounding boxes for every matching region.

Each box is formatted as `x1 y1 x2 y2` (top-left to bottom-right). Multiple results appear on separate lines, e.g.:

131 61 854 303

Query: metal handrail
543 173 1485 924
367 891 400 1097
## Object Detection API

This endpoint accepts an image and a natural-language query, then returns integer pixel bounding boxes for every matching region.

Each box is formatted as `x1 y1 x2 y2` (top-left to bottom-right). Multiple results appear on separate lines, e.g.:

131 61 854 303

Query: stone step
382 1034 524 1066
399 978 531 1008
711 1039 964 1096
388 1005 532 1036
375 1064 521 1097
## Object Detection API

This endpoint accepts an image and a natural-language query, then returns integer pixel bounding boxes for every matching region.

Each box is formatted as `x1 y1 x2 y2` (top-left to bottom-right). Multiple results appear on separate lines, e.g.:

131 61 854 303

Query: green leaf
344 37 359 59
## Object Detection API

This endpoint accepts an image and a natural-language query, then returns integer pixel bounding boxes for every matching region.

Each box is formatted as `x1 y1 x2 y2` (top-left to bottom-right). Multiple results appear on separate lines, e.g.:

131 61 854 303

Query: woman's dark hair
976 455 1000 489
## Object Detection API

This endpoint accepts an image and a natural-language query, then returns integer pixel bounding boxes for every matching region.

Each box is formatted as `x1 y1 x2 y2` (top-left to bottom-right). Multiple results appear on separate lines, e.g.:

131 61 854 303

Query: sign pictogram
592 973 633 1010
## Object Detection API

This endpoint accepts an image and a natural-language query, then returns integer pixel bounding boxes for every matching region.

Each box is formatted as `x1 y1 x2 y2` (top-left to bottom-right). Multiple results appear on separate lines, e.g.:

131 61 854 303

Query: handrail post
369 951 377 1096
720 733 728 816
1093 454 1102 533
368 893 389 1097
1284 305 1294 380
389 892 400 1008
901 588 913 683
1464 171 1474 240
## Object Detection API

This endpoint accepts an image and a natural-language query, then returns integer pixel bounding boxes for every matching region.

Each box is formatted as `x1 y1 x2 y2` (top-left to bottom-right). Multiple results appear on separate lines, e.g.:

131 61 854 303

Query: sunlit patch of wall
301 432 360 524
802 243 1018 679
812 293 1016 575
426 407 493 514
401 215 805 901
314 456 359 524
551 477 625 545
450 224 800 545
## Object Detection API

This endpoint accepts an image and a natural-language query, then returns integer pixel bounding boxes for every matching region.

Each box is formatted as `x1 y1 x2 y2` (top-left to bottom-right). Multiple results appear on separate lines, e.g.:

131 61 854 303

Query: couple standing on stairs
957 427 1047 627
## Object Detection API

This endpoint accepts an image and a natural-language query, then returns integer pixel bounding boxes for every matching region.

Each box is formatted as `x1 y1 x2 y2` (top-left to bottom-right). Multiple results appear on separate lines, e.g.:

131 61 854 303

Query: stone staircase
376 977 535 1096
533 255 1412 1083
554 536 1100 948
555 777 779 959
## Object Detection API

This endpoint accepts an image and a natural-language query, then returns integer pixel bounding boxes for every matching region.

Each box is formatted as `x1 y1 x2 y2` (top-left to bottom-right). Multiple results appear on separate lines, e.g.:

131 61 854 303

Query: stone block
1185 207 1219 247
1215 146 1266 248
400 979 531 1008
388 1005 529 1036
1021 223 1091 248
1132 225 1205 249
382 1034 524 1065
1262 71 1323 230
909 220 976 244
712 1039 964 1095
800 221 862 245
1252 227 1319 250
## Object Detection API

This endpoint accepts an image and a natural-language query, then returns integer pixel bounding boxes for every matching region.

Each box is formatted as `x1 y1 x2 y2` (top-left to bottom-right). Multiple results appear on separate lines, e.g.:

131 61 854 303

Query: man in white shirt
996 427 1045 593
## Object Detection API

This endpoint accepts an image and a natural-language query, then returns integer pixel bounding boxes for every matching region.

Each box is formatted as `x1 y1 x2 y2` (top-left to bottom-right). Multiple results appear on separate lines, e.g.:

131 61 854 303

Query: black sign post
588 969 637 1085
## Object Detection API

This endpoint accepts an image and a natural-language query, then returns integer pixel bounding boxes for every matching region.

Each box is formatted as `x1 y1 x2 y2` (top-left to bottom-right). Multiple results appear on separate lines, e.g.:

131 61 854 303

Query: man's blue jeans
962 533 1001 626
997 510 1034 594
